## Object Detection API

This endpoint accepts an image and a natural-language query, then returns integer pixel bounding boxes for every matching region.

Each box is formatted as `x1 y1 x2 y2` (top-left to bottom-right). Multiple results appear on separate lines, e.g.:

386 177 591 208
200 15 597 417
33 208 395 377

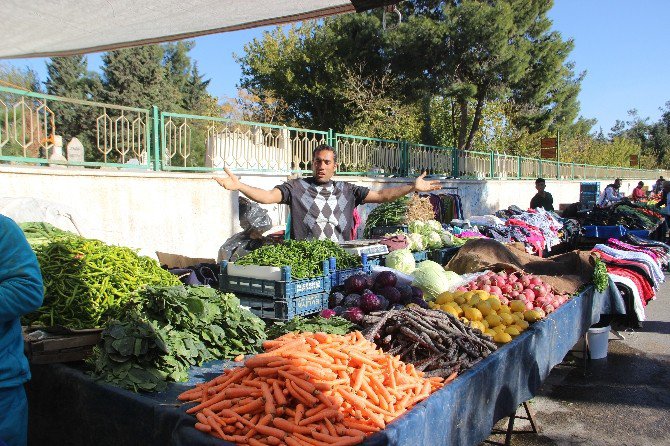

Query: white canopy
1 0 379 59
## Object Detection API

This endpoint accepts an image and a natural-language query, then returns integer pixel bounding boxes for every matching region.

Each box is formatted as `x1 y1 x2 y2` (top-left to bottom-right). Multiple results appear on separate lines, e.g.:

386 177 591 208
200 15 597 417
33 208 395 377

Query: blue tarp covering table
27 283 624 446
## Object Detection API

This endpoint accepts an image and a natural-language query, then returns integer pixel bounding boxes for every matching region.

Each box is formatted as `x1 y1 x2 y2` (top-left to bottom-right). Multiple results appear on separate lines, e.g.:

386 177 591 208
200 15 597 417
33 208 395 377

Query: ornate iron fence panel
406 143 453 176
160 112 328 172
494 153 520 179
456 149 492 178
0 85 150 168
334 134 403 175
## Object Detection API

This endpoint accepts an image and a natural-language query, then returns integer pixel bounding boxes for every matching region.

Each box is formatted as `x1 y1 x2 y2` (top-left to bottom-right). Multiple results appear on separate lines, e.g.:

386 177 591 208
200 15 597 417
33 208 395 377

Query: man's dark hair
638 181 644 187
312 144 337 162
535 178 546 184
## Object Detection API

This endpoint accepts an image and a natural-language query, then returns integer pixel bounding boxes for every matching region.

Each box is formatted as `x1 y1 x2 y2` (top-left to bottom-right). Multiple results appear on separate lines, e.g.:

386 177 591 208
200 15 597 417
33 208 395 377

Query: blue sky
4 0 669 132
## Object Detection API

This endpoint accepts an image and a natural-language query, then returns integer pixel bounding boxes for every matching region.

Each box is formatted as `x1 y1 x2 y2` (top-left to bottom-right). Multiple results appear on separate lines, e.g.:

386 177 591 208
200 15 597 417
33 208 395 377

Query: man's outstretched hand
414 171 442 192
213 167 241 191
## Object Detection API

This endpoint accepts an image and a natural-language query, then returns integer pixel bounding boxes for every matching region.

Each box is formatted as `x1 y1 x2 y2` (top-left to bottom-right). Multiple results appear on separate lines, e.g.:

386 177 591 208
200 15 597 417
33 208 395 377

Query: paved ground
484 275 670 446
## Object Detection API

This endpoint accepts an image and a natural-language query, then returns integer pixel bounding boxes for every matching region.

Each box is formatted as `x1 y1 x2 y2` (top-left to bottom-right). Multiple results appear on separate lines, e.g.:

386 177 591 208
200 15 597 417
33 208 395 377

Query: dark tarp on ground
27 283 624 446
446 238 595 295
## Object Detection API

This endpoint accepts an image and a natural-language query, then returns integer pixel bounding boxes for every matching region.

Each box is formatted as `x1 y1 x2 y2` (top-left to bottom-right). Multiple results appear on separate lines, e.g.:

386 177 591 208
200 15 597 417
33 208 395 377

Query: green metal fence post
152 106 160 171
539 159 543 178
400 141 409 177
328 128 334 147
490 151 495 178
452 148 459 178
571 162 575 180
517 156 522 179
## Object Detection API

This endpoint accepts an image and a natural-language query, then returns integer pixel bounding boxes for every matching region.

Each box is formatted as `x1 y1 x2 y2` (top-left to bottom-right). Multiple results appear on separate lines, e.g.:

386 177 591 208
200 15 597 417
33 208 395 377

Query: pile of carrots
178 331 450 446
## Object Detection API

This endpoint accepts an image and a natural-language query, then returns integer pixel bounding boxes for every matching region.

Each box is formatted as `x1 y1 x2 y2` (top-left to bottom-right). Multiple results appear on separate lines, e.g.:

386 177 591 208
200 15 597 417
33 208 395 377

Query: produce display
580 203 663 230
363 195 439 236
26 236 181 329
329 271 429 324
88 286 266 392
410 260 462 300
234 239 360 279
592 258 608 292
430 270 571 342
266 316 354 339
178 331 446 445
407 220 464 250
20 221 75 248
361 306 497 378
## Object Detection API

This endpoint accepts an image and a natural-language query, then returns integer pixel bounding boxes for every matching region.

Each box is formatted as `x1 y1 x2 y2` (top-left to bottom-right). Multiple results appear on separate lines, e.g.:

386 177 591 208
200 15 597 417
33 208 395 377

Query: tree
45 55 101 151
391 0 582 149
100 45 174 110
236 1 582 152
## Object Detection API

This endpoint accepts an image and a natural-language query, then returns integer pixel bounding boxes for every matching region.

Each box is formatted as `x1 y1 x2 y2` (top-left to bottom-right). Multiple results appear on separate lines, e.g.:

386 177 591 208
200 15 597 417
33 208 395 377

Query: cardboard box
156 252 216 268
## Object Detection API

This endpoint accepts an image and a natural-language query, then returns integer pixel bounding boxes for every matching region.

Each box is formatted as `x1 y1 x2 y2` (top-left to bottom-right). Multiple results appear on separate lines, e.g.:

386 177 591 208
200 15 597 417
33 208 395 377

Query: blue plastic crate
329 254 371 288
219 259 331 299
237 291 329 321
367 256 383 267
413 251 428 262
429 247 461 265
582 225 626 239
625 229 650 239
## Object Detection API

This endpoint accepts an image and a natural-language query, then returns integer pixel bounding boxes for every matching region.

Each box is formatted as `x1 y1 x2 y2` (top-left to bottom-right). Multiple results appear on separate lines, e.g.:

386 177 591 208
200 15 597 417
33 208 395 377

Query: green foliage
266 316 353 339
236 1 582 152
235 239 360 278
88 285 266 392
26 236 181 329
592 258 608 293
45 56 101 159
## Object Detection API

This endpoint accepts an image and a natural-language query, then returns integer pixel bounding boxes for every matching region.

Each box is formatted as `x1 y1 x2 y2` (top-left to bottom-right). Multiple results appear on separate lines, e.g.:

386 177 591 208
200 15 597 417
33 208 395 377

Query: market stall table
27 283 624 446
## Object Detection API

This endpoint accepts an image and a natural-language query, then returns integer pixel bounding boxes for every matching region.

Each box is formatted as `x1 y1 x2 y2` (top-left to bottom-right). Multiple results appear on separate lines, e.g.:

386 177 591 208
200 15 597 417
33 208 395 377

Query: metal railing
0 85 151 169
159 111 328 172
2 85 668 180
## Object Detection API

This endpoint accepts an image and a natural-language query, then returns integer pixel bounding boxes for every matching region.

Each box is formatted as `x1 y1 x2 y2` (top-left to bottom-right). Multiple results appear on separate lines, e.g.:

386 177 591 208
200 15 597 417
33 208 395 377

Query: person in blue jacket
0 215 44 446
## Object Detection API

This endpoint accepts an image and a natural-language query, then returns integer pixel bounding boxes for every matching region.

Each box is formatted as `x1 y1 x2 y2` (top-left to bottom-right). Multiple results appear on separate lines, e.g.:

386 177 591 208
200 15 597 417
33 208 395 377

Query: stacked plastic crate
219 259 332 321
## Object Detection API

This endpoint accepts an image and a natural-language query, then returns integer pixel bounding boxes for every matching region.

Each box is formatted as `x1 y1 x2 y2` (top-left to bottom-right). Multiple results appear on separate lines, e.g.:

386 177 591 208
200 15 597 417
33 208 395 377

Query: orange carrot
272 417 313 435
298 409 341 426
261 382 276 415
194 422 211 433
294 403 305 424
272 380 287 406
279 370 316 394
330 435 366 446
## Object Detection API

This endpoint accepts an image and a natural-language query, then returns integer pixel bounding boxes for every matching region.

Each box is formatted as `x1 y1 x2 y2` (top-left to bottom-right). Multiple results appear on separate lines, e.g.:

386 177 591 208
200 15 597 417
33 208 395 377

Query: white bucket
587 326 610 359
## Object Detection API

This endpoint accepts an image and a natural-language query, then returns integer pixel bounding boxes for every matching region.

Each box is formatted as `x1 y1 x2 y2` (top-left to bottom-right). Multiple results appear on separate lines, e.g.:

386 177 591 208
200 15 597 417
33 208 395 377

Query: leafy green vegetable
25 236 181 329
385 249 416 274
593 258 608 292
266 316 353 339
364 197 409 237
88 285 266 392
235 239 359 279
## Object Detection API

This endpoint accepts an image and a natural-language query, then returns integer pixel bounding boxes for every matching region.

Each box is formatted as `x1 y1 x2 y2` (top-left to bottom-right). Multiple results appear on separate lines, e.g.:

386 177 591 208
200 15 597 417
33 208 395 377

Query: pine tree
100 45 177 110
45 55 100 151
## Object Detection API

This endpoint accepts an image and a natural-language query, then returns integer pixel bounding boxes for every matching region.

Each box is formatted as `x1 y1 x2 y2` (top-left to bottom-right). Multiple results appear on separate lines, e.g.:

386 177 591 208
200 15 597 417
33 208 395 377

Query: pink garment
607 238 659 261
607 265 655 304
351 208 362 239
455 231 487 238
506 219 546 257
593 250 655 285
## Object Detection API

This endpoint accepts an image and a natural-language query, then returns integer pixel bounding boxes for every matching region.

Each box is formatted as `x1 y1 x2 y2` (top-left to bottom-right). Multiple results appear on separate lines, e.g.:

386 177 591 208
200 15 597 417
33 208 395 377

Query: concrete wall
0 165 649 259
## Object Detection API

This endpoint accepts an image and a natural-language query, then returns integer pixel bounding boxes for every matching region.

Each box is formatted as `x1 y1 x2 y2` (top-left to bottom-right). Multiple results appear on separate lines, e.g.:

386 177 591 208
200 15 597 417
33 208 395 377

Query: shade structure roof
1 0 394 58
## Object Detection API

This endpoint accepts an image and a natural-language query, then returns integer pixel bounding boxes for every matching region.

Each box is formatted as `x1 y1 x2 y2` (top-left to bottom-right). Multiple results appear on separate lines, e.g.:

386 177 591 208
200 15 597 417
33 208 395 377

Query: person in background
529 178 554 211
655 181 670 242
0 215 44 446
597 178 624 207
653 176 665 194
631 181 647 201
214 144 442 241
